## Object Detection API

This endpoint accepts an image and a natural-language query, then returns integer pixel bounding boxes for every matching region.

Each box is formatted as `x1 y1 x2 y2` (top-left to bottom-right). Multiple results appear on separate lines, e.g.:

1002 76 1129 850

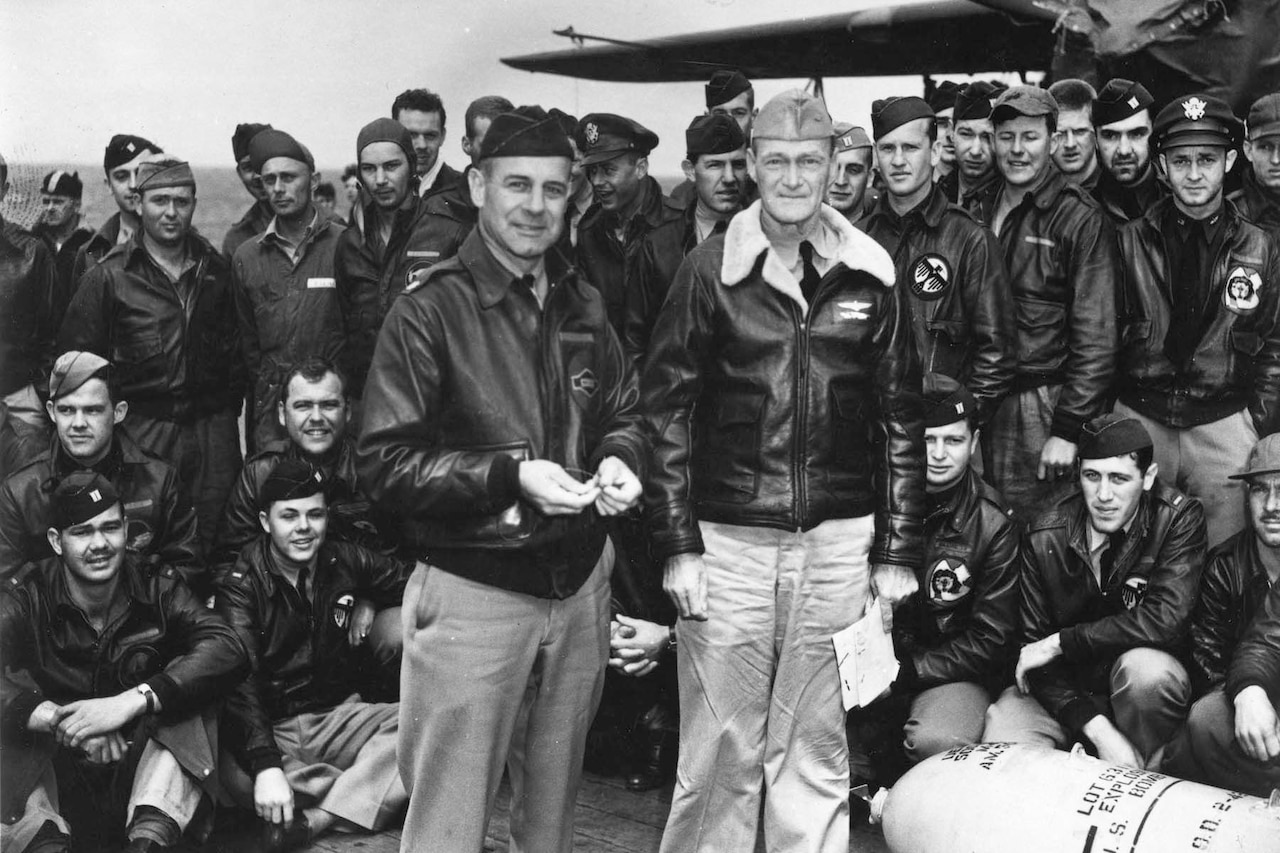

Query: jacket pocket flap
1231 329 1262 354
832 386 863 420
714 391 766 427
116 334 164 361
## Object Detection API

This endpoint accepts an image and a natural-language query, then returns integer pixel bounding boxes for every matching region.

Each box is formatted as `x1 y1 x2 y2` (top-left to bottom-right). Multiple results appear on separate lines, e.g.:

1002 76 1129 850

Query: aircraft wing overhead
500 0 1057 82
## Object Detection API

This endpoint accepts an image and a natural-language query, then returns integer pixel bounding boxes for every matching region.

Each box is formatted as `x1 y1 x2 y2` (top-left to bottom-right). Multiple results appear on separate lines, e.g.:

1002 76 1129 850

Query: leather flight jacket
1225 579 1280 702
1116 198 1280 432
576 176 686 359
354 230 649 599
641 202 925 570
859 185 1015 426
1189 529 1276 696
894 468 1020 692
984 170 1119 440
213 537 410 775
1 554 248 741
59 230 245 423
1019 481 1206 736
1228 166 1280 244
0 434 203 586
0 218 58 399
1092 164 1169 224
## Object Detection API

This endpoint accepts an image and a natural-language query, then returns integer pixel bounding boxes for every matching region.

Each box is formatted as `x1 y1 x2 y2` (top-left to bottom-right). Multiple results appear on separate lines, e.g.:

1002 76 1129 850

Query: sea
2 162 686 247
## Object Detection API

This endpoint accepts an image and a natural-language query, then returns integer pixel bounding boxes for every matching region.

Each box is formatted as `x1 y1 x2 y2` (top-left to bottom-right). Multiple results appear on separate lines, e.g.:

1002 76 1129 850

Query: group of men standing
3 65 1280 853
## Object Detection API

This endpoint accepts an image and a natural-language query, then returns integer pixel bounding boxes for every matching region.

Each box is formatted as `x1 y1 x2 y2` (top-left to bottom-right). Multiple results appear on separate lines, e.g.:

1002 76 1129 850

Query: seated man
0 472 247 853
985 414 1206 769
1161 580 1280 795
0 352 201 585
214 460 411 850
1187 434 1280 698
852 376 1020 780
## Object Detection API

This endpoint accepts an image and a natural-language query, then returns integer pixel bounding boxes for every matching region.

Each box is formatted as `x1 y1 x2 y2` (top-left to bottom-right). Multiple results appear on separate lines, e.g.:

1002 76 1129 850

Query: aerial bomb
869 742 1280 853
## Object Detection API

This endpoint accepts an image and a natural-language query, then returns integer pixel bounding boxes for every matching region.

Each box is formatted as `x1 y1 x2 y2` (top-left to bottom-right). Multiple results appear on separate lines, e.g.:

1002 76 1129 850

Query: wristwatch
667 626 677 650
135 682 157 715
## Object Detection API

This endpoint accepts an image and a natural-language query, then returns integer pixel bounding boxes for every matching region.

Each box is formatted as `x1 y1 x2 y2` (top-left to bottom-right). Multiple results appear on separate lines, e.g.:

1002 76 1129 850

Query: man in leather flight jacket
985 415 1206 771
1113 94 1280 545
215 461 411 848
1163 434 1280 794
851 375 1019 782
642 90 924 853
59 160 245 552
860 95 1015 427
1090 80 1168 224
981 85 1119 520
0 352 201 586
1 473 247 853
356 107 647 853
1229 93 1280 244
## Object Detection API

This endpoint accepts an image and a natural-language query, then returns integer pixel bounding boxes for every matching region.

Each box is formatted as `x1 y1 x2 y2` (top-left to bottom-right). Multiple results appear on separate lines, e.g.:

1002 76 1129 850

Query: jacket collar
282 435 360 493
1241 167 1280 219
1065 482 1157 570
867 183 950 232
119 225 216 271
720 199 895 310
457 227 576 310
579 175 667 236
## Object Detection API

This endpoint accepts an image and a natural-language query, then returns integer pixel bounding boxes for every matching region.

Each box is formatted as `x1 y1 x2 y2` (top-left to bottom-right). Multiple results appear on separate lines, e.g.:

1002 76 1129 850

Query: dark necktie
799 241 821 304
1165 220 1203 368
712 219 728 235
1099 529 1126 588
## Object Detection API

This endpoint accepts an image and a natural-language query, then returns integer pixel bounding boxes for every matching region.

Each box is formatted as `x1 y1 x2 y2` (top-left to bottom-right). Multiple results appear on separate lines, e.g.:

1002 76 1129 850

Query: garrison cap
954 81 1007 122
103 135 162 173
547 108 579 141
706 70 752 108
52 471 121 530
922 373 976 428
1246 93 1280 141
1092 79 1154 128
834 123 872 153
753 90 833 141
927 81 961 115
578 114 659 166
871 96 934 140
1154 94 1242 150
49 351 111 400
41 170 83 199
991 86 1059 124
479 106 574 160
232 122 272 162
248 129 315 173
135 158 195 194
260 459 325 510
357 117 416 172
1229 434 1280 480
685 114 746 160
1078 414 1153 461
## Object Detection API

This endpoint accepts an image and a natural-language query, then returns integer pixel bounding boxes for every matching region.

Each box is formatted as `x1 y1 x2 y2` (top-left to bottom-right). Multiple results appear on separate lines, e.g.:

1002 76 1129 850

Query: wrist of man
27 701 60 734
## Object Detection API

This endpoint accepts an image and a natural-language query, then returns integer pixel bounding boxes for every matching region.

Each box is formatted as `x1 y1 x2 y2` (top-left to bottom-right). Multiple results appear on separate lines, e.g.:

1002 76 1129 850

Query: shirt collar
417 158 446 196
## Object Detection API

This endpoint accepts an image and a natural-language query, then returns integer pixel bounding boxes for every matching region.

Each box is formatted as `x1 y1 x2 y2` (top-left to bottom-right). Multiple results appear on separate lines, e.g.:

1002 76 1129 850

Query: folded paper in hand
833 597 899 711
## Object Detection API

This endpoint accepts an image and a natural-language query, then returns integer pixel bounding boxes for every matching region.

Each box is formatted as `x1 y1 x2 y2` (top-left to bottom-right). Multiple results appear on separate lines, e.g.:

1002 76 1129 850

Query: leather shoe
260 813 310 853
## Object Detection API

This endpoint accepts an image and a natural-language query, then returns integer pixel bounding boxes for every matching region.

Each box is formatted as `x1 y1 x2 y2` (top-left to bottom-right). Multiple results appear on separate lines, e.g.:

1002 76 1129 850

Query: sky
2 0 1004 179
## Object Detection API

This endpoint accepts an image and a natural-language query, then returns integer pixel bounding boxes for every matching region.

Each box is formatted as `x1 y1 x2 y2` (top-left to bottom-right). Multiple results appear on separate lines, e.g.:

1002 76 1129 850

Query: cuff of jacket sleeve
247 747 284 777
1058 626 1085 663
147 674 181 717
894 655 920 694
1050 410 1086 442
592 442 644 487
1059 696 1104 738
6 690 47 740
487 453 523 510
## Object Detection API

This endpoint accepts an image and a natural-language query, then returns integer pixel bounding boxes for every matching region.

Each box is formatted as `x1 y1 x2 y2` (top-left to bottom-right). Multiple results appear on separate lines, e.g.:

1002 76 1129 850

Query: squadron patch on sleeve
1223 266 1262 313
909 253 952 301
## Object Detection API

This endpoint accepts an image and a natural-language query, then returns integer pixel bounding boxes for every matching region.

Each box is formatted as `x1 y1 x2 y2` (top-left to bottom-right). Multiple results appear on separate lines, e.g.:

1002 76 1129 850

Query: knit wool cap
927 81 961 115
248 129 315 172
52 471 121 529
232 122 273 162
41 170 83 199
357 117 417 172
1246 93 1280 141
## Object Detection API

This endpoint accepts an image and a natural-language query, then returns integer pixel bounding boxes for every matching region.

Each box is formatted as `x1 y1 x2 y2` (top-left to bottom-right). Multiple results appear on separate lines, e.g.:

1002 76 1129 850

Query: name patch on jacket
307 277 336 289
1224 266 1262 314
910 254 952 301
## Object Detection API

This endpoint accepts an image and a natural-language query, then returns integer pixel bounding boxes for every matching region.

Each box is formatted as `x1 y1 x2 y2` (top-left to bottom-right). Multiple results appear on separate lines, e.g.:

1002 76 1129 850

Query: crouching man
852 375 1019 782
214 460 412 851
0 472 247 853
985 415 1206 769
